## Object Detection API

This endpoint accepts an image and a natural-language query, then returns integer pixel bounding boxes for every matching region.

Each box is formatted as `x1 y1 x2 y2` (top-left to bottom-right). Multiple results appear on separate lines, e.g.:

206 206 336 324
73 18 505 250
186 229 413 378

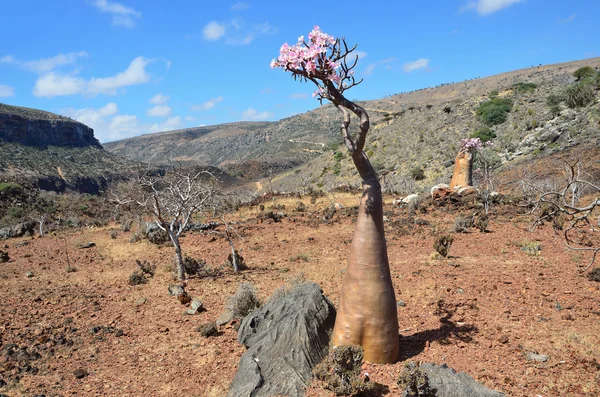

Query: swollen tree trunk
325 84 399 363
331 152 400 363
449 150 473 190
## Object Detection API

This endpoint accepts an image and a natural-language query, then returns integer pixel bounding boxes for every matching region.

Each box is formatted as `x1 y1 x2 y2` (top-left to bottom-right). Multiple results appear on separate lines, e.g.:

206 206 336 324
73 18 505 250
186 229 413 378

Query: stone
400 363 505 397
73 368 88 379
134 298 147 307
526 352 548 362
185 298 205 315
216 310 234 326
0 250 9 263
12 222 36 238
25 271 34 278
77 242 96 249
167 285 184 296
227 283 336 397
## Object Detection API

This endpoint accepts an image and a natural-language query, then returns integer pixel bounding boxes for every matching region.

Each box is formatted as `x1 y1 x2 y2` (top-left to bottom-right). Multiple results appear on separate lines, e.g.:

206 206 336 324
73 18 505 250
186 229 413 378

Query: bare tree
525 159 600 271
113 165 221 281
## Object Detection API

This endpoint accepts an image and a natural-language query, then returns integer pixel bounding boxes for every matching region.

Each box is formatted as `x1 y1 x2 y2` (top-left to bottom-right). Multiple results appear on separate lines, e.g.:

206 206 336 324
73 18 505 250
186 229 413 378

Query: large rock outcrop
0 103 100 147
227 283 336 397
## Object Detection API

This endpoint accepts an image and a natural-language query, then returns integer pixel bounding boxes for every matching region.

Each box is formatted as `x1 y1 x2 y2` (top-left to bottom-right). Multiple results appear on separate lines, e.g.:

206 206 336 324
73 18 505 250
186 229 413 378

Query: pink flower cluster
270 26 342 89
460 137 485 153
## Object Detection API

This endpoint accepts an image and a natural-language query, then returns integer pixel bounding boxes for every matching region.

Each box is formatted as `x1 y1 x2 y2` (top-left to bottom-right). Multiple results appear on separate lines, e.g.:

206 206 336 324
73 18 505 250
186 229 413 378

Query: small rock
168 285 184 296
135 298 147 306
25 271 34 278
115 329 124 337
77 242 96 249
185 298 205 315
555 302 562 311
0 250 9 263
561 313 574 321
397 300 406 307
216 310 234 326
74 368 88 379
526 352 548 362
498 335 509 344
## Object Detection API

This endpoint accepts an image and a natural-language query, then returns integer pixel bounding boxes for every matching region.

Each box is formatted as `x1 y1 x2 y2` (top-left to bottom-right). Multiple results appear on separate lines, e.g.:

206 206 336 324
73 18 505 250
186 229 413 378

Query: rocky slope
0 104 131 193
106 57 599 192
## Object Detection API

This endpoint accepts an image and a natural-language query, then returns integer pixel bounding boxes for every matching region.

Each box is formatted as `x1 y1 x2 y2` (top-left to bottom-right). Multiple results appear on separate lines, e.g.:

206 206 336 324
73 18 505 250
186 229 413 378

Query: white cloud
201 19 277 45
203 21 226 41
364 64 376 76
461 0 523 16
33 72 86 97
0 84 15 97
64 102 183 142
147 105 171 117
241 107 273 121
184 116 195 121
289 93 307 99
559 14 576 24
191 96 224 111
231 2 249 11
87 56 150 94
149 93 169 105
91 0 141 28
0 52 88 74
403 58 430 72
33 56 152 97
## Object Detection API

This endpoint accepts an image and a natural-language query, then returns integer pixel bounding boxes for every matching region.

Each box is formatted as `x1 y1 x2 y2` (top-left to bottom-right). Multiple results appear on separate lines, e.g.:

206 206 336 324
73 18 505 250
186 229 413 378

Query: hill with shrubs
104 57 600 194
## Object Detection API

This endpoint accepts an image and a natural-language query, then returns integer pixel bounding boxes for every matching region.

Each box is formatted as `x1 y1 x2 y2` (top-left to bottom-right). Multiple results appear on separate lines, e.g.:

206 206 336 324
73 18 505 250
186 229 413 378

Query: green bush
564 82 595 108
0 182 23 195
470 127 496 143
573 66 596 81
513 82 537 93
476 97 513 126
546 93 562 116
410 166 426 181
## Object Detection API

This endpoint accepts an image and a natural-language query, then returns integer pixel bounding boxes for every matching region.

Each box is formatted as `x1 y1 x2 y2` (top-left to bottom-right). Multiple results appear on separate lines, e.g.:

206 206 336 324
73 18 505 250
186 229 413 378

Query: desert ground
1 193 599 397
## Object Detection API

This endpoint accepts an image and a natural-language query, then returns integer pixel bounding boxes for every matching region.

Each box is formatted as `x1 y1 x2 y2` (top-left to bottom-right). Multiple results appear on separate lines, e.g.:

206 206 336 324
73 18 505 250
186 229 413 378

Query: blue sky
0 0 597 143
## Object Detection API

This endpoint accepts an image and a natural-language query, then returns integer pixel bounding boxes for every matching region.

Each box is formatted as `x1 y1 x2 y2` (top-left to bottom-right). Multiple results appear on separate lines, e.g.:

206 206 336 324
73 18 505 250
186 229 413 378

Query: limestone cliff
0 103 100 147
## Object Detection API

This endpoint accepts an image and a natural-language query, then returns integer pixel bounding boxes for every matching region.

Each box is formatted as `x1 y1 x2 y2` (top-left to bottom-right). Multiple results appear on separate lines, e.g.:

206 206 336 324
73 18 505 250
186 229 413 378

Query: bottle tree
271 26 399 363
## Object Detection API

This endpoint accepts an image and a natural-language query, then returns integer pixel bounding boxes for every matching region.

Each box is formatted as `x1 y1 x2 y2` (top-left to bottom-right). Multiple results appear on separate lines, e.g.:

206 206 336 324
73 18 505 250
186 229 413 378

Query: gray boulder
401 363 504 397
227 283 336 397
11 222 36 238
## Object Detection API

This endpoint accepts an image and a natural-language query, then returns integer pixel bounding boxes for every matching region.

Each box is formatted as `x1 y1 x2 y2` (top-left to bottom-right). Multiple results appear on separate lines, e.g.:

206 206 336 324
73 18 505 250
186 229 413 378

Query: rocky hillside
105 57 600 193
0 104 132 193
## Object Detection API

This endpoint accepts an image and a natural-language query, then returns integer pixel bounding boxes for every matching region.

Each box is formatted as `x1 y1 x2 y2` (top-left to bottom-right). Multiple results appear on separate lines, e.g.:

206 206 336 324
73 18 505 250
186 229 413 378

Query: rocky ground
0 193 599 396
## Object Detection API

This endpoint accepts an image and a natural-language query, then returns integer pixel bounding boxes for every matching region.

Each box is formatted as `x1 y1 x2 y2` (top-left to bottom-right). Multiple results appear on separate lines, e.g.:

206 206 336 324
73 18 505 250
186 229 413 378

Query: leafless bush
196 322 218 337
453 215 473 233
226 283 260 319
434 235 454 258
525 159 600 271
312 345 375 396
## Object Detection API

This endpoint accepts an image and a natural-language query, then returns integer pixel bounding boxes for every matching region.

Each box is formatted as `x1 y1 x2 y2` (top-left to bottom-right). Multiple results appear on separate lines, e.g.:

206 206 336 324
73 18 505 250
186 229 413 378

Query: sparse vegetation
454 215 473 233
513 82 537 93
433 235 454 258
397 362 434 397
563 82 595 108
469 126 496 143
226 283 260 320
312 345 375 396
196 322 218 337
573 66 596 81
410 166 426 181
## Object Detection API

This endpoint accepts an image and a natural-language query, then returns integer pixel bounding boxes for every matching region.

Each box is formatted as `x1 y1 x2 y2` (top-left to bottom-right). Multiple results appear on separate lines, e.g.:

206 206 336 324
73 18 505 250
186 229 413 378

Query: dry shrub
196 322 218 337
312 345 375 396
474 214 488 232
128 270 147 285
136 259 156 277
183 256 206 276
433 235 454 258
397 362 434 396
588 268 600 282
453 215 473 233
226 283 260 319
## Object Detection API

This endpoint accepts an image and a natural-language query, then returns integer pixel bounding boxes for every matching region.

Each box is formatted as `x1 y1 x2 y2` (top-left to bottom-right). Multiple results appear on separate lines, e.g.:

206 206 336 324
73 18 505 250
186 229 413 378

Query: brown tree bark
326 83 399 364
449 150 474 190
